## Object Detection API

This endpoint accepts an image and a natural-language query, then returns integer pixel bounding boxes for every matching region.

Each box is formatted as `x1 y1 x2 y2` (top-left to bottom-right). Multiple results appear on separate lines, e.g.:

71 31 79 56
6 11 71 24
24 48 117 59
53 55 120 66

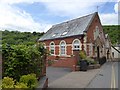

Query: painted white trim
52 54 71 57
72 39 81 50
59 40 67 56
49 41 55 55
46 44 72 47
71 39 81 55
46 41 94 56
84 32 87 43
66 44 72 46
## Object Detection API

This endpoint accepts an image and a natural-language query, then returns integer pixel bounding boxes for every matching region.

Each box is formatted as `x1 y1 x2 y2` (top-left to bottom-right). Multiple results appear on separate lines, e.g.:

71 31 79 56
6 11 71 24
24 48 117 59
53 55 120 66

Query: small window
52 33 58 37
62 31 68 36
52 34 56 37
50 42 55 55
94 26 99 40
73 39 80 50
60 41 66 55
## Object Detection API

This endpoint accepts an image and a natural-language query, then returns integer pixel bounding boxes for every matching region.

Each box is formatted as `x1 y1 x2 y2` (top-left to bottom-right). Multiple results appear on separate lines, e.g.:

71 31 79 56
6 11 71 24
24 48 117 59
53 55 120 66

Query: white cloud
114 2 120 13
40 0 106 17
0 0 34 4
40 0 119 25
0 0 119 33
39 0 119 26
0 1 52 32
100 13 118 25
99 1 119 25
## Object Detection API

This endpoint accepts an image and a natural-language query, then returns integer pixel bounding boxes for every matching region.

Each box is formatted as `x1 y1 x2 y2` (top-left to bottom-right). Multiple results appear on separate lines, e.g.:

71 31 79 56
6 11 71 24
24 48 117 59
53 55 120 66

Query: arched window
60 41 66 55
73 39 80 50
94 26 99 40
50 42 55 55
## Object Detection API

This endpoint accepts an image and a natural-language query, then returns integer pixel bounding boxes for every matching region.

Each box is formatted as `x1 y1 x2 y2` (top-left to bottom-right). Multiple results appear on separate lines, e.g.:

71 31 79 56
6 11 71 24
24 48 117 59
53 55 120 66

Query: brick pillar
72 50 80 71
73 50 80 65
81 35 84 51
42 55 47 76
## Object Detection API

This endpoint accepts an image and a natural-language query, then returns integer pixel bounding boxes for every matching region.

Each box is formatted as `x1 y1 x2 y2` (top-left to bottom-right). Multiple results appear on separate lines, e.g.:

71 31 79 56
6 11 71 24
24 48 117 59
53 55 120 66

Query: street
86 61 119 89
46 67 71 83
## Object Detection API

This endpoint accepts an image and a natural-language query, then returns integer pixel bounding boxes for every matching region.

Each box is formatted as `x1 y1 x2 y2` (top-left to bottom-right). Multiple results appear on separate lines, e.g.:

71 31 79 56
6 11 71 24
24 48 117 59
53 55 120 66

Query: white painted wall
111 46 120 59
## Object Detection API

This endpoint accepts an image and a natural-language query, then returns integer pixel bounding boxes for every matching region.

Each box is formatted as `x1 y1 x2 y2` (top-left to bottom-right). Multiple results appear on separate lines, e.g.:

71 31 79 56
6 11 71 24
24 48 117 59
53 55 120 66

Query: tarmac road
46 67 72 83
86 61 119 89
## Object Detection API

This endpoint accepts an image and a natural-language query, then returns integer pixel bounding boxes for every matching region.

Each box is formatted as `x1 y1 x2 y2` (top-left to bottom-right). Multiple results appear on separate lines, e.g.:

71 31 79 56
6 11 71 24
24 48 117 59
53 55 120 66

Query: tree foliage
2 43 46 81
103 25 120 44
2 30 44 45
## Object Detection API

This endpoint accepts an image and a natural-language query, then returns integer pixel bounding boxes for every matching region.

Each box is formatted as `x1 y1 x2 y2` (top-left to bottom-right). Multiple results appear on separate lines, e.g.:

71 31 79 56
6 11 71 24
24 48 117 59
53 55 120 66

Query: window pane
60 41 66 55
51 50 54 54
50 42 55 55
73 40 80 50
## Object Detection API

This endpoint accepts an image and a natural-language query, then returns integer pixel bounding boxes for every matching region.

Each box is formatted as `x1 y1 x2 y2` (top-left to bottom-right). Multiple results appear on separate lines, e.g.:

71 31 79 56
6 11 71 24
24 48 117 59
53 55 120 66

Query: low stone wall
88 64 100 69
73 64 100 72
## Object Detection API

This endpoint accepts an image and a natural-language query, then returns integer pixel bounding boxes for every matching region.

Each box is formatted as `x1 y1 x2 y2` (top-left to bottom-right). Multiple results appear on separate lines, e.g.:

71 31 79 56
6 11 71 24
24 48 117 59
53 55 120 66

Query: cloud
40 0 105 17
0 0 34 4
99 1 119 25
0 1 52 32
100 13 118 25
0 0 119 33
40 0 119 25
114 2 120 13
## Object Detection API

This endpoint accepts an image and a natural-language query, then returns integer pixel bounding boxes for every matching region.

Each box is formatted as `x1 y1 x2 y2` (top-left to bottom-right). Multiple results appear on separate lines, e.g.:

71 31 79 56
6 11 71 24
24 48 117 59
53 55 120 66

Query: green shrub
48 60 54 66
20 74 38 88
77 60 81 66
79 50 86 59
15 82 28 89
86 57 97 65
2 77 15 88
2 44 47 81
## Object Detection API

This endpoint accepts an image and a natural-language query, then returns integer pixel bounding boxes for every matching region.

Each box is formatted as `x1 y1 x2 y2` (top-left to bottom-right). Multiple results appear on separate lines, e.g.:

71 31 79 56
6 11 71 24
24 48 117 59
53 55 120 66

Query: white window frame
50 41 55 55
60 40 66 56
89 43 93 56
94 26 99 40
72 39 81 50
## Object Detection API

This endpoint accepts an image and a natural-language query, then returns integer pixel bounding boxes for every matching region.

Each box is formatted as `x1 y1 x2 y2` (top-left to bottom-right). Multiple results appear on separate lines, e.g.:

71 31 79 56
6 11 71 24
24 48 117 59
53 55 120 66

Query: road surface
86 61 119 89
46 67 71 83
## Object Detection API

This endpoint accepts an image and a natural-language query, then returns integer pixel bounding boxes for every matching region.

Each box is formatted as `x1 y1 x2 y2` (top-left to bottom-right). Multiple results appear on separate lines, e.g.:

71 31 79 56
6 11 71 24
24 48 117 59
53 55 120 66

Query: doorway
97 46 100 58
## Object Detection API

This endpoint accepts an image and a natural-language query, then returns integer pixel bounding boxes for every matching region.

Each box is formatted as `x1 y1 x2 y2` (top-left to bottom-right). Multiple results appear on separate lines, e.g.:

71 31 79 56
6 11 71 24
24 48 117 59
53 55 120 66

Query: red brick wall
41 36 83 68
43 36 83 57
86 13 105 56
67 46 72 55
52 56 76 68
55 46 59 55
40 13 104 68
86 13 104 43
44 36 82 46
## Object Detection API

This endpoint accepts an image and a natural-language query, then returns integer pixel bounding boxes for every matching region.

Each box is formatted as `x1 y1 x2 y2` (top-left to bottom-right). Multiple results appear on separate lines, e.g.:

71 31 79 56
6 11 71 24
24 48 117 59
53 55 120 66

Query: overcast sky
0 0 119 32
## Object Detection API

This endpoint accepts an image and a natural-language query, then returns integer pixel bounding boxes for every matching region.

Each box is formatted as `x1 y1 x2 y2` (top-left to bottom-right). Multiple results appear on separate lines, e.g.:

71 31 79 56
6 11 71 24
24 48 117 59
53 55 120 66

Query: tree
2 44 47 81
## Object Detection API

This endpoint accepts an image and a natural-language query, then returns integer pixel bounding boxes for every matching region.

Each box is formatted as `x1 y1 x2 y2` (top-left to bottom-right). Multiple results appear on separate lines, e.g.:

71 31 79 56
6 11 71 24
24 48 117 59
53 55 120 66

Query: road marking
111 63 116 90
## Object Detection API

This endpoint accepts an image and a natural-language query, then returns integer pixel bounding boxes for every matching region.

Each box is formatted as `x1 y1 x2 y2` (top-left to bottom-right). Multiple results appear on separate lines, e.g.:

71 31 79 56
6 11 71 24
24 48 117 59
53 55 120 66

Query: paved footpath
48 69 100 88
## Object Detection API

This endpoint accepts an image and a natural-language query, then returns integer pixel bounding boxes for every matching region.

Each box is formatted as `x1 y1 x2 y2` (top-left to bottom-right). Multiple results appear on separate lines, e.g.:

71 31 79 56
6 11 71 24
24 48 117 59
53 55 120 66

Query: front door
97 46 100 58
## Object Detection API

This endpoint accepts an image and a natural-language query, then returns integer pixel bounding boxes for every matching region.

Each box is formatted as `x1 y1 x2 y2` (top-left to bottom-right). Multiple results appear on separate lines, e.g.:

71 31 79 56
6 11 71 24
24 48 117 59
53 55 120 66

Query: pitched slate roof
39 12 97 41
